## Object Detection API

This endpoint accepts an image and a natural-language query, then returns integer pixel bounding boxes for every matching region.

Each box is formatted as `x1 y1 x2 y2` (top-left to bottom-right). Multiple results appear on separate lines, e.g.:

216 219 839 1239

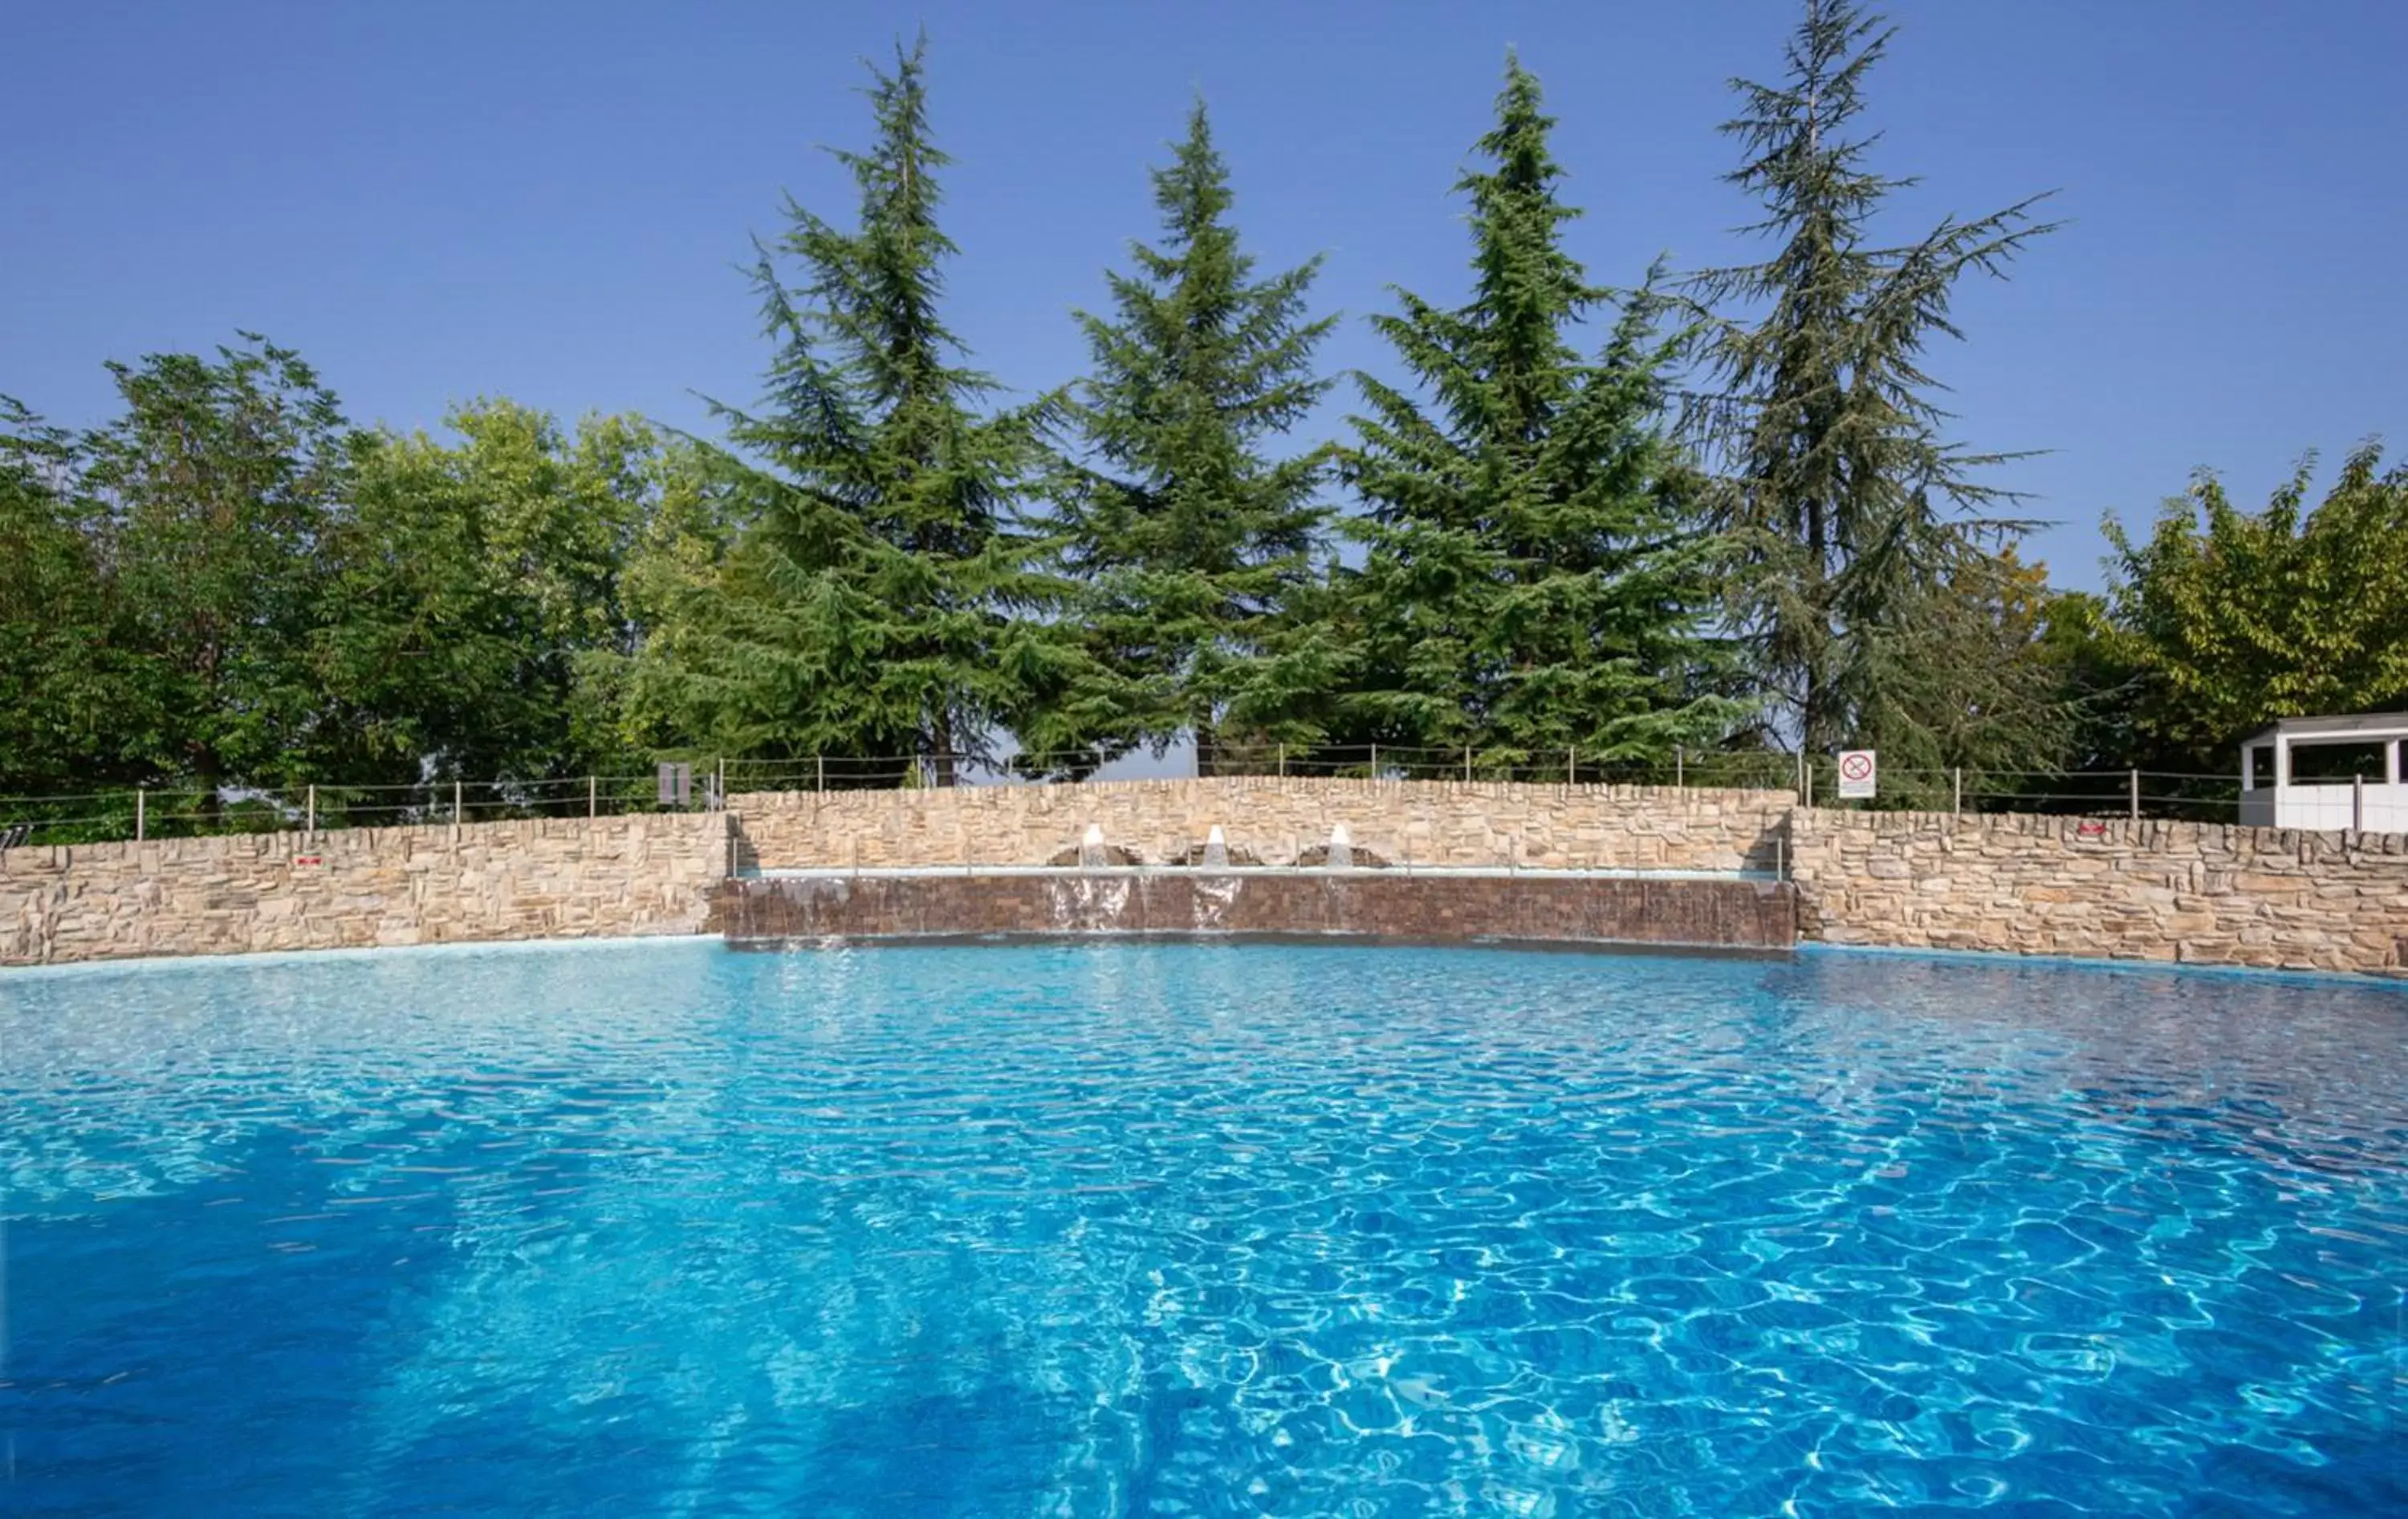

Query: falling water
1078 825 1107 869
1325 824 1353 871
1201 826 1229 869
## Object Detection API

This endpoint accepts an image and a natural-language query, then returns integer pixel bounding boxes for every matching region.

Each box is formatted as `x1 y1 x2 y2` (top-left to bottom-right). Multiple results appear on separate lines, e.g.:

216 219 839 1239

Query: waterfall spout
1079 825 1108 869
1326 823 1353 871
1201 826 1230 869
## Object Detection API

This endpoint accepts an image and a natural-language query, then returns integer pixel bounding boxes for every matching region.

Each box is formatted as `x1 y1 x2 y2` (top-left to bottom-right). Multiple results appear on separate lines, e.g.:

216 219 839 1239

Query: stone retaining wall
5 781 2401 975
1789 808 2408 976
729 779 1792 875
0 812 730 967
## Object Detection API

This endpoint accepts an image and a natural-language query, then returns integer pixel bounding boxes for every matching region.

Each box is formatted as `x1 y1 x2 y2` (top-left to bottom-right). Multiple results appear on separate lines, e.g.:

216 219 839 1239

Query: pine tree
1692 0 2057 763
673 37 1077 785
1051 101 1337 776
1338 56 1740 772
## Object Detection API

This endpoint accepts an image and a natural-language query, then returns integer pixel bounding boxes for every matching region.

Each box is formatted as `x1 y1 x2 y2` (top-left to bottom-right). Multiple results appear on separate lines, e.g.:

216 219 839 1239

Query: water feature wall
707 871 1799 953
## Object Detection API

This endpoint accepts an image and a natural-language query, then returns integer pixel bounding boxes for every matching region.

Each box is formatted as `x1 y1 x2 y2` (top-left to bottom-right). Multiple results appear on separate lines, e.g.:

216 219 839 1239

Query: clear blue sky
5 0 2402 590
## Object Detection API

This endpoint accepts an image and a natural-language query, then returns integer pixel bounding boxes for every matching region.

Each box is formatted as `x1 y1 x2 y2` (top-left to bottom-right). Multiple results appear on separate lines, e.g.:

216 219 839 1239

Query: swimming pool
2 939 2402 1515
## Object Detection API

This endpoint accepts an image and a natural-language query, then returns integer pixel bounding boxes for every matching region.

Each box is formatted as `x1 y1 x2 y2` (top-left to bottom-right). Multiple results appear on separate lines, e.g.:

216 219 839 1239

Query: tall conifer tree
1693 0 2057 765
1050 103 1336 775
1339 57 1739 769
669 38 1076 784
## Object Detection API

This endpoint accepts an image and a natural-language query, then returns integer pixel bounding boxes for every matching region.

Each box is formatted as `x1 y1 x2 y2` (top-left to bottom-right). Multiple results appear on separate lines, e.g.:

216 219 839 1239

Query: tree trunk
929 710 957 788
193 750 222 831
1802 488 1830 754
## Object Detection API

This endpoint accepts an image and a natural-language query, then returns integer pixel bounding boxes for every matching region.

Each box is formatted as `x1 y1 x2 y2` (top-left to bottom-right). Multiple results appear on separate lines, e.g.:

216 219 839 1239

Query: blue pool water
2 940 2403 1517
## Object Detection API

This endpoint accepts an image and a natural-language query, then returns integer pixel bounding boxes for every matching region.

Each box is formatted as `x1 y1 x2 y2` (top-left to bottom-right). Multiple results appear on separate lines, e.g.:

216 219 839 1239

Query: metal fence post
1463 745 1472 783
1675 745 1685 788
2128 768 2139 822
306 784 315 834
714 757 725 812
588 775 596 820
1953 767 1963 817
816 755 825 792
454 778 463 831
136 787 145 842
1567 746 1576 786
1369 743 1378 780
2353 772 2365 833
1278 743 1286 778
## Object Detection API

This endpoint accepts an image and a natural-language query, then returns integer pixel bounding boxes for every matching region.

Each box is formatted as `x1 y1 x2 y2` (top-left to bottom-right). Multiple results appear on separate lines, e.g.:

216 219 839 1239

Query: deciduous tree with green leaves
82 336 352 809
2101 442 2408 771
1337 56 1741 772
315 401 662 811
1050 101 1337 775
1691 0 2059 771
0 398 148 798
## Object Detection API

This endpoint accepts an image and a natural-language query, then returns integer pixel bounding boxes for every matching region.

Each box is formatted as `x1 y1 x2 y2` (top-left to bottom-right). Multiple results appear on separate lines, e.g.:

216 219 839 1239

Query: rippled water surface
2 939 2404 1516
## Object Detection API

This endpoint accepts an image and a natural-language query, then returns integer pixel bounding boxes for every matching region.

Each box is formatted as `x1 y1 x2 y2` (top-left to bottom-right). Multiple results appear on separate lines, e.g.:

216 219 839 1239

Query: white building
2238 712 2408 832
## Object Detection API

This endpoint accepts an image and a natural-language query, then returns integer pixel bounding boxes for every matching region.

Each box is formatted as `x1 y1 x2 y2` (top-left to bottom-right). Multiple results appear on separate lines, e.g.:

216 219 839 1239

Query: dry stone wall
0 812 730 967
1790 808 2408 977
729 778 1792 875
3 780 2400 976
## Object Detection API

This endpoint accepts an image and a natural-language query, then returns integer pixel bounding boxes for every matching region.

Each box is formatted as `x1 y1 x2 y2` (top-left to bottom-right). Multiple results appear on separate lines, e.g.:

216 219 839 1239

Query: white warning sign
1837 749 1877 800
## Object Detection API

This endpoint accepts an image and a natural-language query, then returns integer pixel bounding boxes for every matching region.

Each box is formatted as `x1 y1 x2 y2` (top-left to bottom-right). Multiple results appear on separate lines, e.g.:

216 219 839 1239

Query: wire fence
0 746 2265 853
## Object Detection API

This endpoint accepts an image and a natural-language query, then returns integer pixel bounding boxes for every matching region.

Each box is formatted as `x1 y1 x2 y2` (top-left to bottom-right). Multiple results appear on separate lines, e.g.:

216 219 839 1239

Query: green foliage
0 398 148 796
2101 442 2408 770
653 37 1087 784
1049 101 1337 774
1691 0 2058 762
81 336 352 801
2 348 679 829
1845 546 2085 805
1336 56 1743 770
315 401 664 811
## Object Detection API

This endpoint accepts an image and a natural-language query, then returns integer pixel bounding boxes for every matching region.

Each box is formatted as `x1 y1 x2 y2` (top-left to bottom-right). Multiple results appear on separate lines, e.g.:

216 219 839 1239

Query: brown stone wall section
728 778 1792 875
707 872 1797 952
1788 808 2408 976
0 812 731 967
7 778 2398 975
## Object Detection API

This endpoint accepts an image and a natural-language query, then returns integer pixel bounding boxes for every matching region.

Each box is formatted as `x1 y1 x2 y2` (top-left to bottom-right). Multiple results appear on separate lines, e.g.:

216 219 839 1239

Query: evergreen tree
1051 101 1337 776
1337 56 1740 772
673 37 1079 784
1692 0 2057 763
